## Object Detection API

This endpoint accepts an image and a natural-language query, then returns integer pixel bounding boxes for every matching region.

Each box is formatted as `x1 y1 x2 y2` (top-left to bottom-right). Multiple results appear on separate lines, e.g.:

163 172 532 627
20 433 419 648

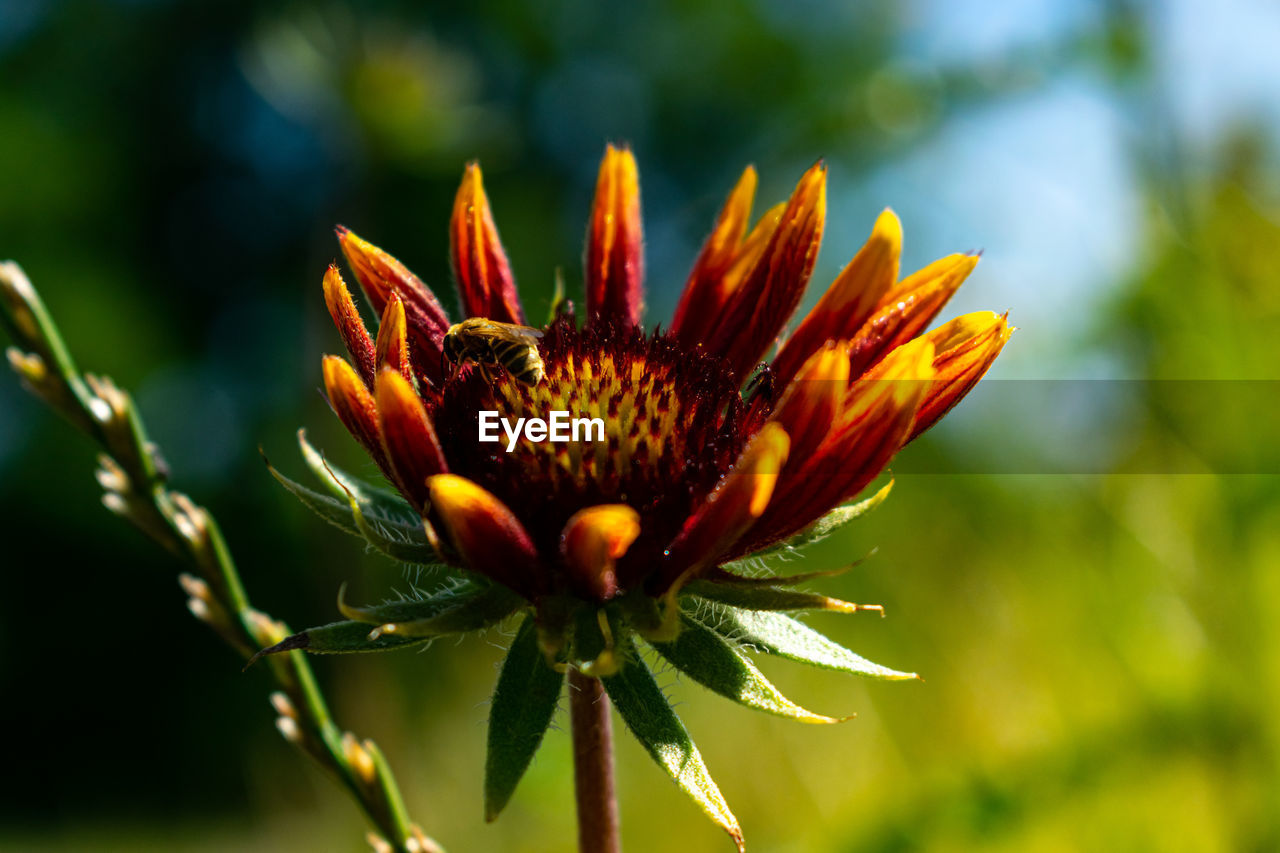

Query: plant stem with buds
569 670 621 853
0 261 439 853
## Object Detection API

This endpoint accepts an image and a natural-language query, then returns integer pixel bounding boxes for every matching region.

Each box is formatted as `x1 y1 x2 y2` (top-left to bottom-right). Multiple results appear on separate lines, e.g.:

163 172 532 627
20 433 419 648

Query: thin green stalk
0 261 441 853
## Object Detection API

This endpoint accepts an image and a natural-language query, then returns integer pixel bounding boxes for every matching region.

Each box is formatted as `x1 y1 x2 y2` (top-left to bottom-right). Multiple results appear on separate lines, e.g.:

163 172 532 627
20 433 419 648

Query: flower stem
569 670 621 853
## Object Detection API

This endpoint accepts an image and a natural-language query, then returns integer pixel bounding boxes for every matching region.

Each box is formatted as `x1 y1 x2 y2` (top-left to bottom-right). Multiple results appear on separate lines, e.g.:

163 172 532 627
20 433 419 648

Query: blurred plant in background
1 1 1278 851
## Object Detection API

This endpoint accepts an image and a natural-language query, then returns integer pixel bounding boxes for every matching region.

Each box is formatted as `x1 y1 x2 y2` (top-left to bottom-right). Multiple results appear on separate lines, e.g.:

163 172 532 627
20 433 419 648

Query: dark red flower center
430 318 768 589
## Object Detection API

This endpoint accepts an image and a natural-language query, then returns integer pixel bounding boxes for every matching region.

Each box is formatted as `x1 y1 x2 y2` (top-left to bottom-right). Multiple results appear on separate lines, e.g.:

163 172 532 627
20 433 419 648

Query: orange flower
288 146 1013 845
319 147 1010 606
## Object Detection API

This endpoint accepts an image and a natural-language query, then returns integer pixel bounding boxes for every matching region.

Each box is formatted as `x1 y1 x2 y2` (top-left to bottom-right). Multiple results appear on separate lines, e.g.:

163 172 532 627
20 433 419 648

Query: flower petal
374 292 412 383
560 504 641 601
585 144 644 327
656 422 790 592
743 338 934 552
322 264 377 388
336 226 451 385
376 369 447 512
910 311 1012 440
706 202 787 360
322 355 388 469
882 248 978 305
450 163 525 324
771 209 902 387
671 166 757 344
845 252 979 377
704 162 826 381
427 474 540 597
769 341 849 462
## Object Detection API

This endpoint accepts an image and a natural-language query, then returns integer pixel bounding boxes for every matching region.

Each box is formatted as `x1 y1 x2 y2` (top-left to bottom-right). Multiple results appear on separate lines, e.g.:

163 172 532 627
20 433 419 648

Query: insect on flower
263 144 1013 850
442 317 546 385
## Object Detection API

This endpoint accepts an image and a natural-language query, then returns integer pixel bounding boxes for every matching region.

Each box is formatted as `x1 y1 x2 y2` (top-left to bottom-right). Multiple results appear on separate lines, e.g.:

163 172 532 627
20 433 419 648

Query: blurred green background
2 1 1278 850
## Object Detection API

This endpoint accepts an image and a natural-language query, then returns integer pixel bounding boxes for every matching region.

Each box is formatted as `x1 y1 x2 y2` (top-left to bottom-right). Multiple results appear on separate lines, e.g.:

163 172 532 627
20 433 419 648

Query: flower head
263 145 1010 847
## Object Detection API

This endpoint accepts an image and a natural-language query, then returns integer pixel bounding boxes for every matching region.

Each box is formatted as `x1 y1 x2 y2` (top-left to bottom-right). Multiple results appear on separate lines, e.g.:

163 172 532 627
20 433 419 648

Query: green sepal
339 581 524 639
250 582 523 663
691 603 918 681
731 480 893 564
337 580 487 623
601 636 744 852
650 615 844 723
342 480 439 566
297 429 416 524
685 581 877 614
484 615 565 821
265 456 440 565
267 456 359 534
568 602 628 676
615 588 666 636
700 563 856 588
546 267 568 325
249 619 430 661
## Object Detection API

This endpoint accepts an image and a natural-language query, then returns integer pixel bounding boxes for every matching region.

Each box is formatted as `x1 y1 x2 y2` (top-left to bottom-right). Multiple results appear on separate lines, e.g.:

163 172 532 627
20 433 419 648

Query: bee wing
491 322 544 347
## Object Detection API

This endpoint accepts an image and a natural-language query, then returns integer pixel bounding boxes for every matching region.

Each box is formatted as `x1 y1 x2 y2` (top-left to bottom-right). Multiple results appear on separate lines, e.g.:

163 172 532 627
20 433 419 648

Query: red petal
450 163 525 324
376 369 447 512
560 504 641 601
584 144 644 327
704 162 826 381
427 475 541 598
743 338 934 551
322 264 377 388
374 292 413 384
322 355 387 470
671 166 757 344
769 342 850 462
845 253 979 377
336 226 451 385
771 209 901 387
909 311 1012 441
655 422 790 592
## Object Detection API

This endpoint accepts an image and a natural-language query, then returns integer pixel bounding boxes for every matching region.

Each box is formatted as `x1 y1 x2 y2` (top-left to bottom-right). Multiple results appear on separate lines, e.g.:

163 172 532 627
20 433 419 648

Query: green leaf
268 458 360 535
732 480 893 564
650 616 843 723
250 620 430 660
485 615 565 821
691 603 919 681
685 581 879 614
297 429 417 525
337 580 486 623
546 267 568 325
251 583 524 663
342 482 440 565
602 637 744 852
339 582 524 639
700 563 856 588
266 456 441 565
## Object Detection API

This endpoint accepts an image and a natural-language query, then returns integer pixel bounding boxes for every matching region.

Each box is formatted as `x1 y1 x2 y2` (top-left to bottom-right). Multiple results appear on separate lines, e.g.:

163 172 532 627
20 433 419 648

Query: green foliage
338 581 523 639
297 429 418 523
601 635 744 852
484 616 565 821
265 455 440 565
253 619 434 657
253 581 523 660
684 581 869 613
650 615 844 723
691 602 919 681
